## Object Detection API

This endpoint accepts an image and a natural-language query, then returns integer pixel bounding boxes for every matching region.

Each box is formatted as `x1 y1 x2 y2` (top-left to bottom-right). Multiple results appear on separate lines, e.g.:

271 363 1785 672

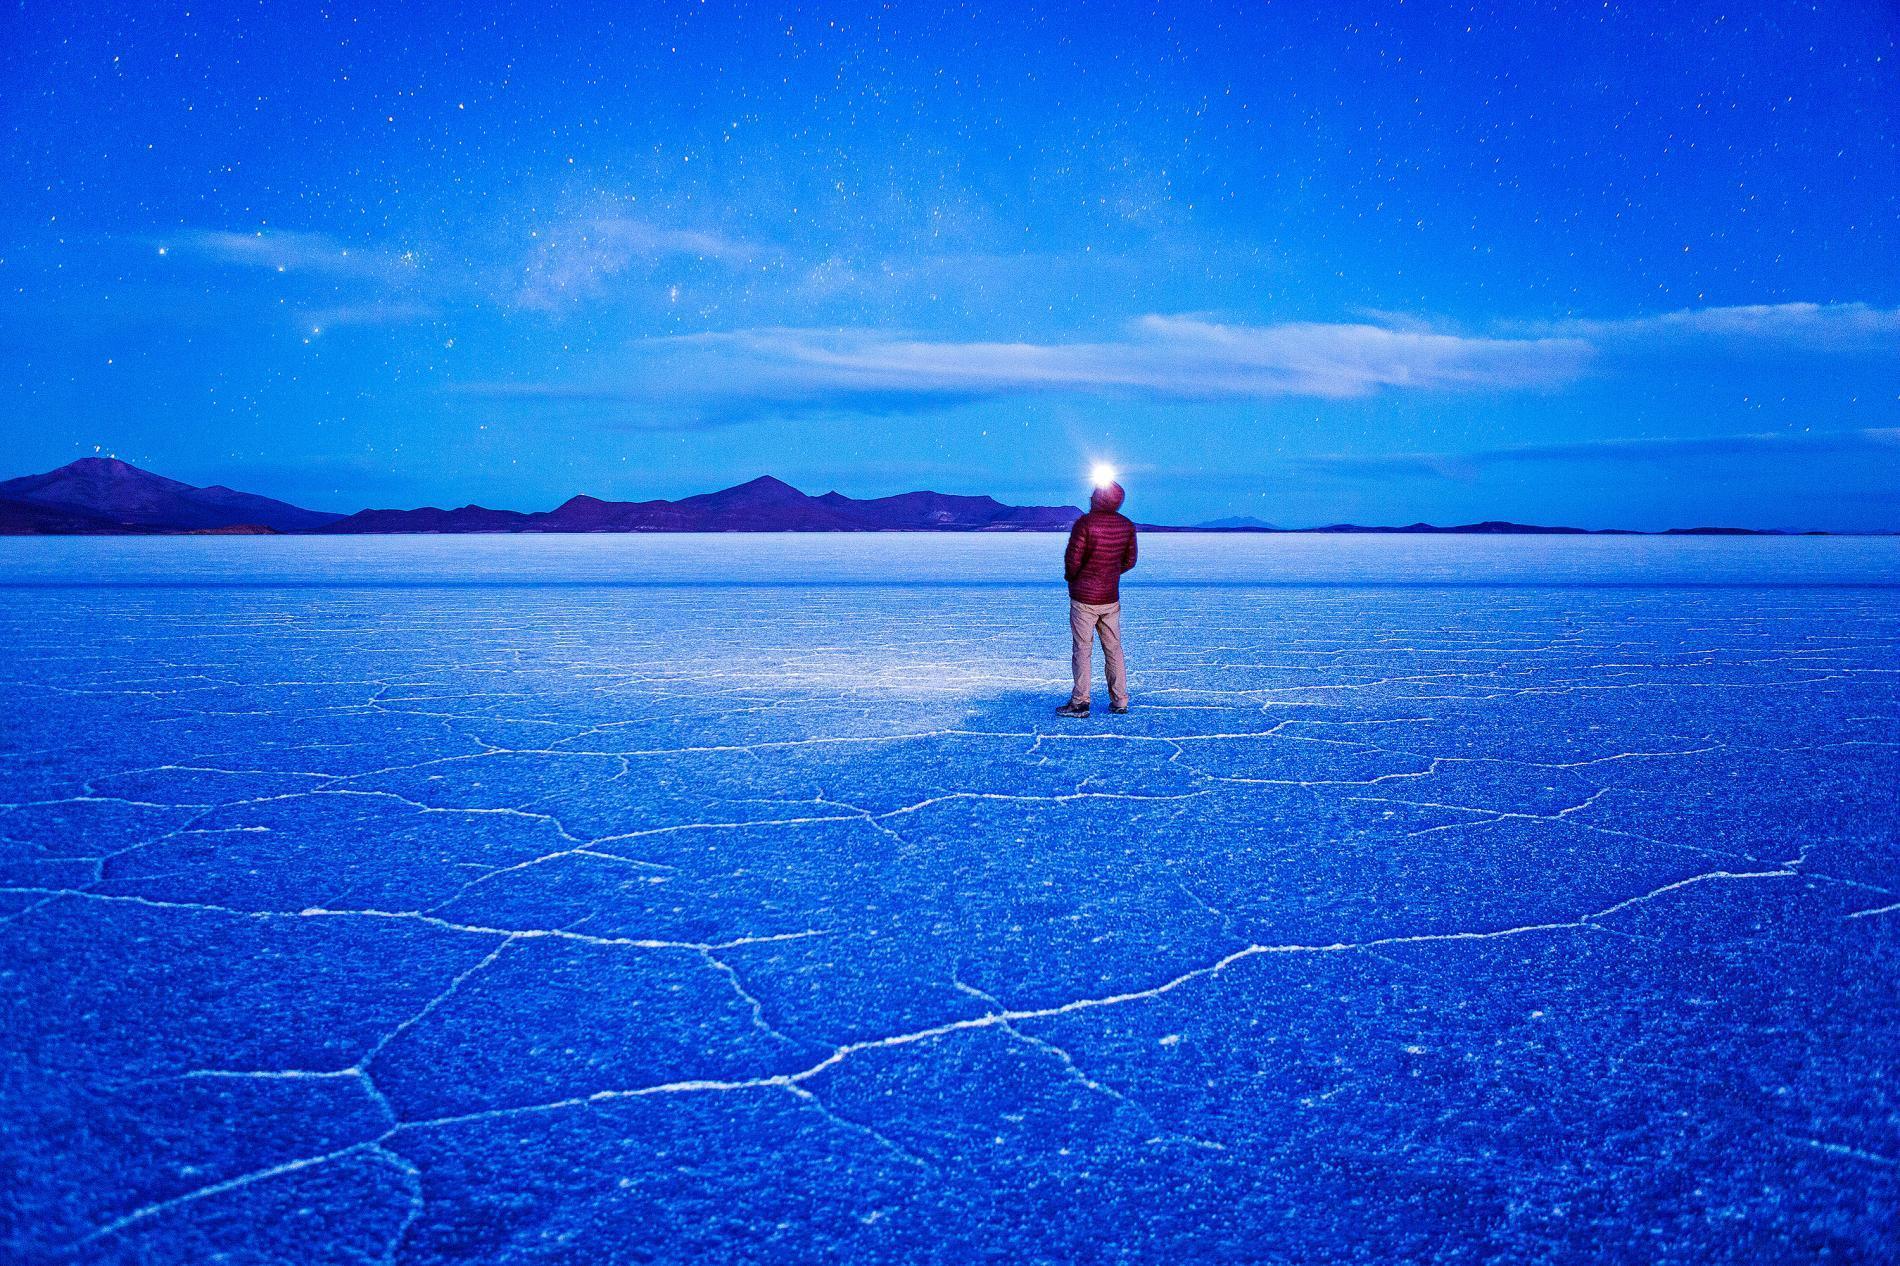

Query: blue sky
2 0 1896 528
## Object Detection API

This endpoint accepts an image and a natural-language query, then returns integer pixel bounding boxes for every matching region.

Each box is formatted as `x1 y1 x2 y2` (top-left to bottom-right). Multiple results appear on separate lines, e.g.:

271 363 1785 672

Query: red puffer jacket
1064 485 1138 603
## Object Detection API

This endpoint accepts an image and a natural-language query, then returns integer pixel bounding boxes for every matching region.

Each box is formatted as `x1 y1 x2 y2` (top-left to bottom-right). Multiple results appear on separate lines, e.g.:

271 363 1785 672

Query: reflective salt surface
1 535 1895 1262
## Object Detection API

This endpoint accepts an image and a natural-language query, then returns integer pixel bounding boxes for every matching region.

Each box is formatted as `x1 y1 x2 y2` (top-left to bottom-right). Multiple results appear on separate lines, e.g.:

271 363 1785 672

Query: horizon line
3 455 1895 537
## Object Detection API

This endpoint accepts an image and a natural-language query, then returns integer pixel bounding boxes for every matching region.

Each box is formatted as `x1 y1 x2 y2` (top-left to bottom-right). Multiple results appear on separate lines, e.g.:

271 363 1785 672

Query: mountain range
317 476 1082 534
0 458 1831 536
0 459 1085 535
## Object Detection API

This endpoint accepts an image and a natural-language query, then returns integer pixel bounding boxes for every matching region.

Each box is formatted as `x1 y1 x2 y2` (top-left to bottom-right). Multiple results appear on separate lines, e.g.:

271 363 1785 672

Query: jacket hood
1090 482 1125 513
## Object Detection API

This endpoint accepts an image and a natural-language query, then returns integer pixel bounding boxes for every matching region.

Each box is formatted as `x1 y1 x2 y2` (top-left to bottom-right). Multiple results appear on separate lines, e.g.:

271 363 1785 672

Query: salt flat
1 535 1896 1263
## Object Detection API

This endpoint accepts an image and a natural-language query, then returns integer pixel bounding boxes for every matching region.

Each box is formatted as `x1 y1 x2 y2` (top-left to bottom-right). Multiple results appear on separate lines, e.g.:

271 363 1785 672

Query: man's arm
1064 518 1090 581
1120 524 1138 574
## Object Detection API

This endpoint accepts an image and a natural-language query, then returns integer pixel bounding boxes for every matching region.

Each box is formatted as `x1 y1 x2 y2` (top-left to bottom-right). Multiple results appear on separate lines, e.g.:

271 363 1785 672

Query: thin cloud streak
1517 301 1900 350
755 317 1593 397
457 315 1594 423
166 229 419 281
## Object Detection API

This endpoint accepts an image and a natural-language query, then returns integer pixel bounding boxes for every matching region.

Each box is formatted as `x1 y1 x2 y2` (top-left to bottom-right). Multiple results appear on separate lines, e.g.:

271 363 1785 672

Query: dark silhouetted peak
0 457 341 532
1 457 192 499
62 457 139 476
57 457 158 478
736 475 802 494
690 476 810 507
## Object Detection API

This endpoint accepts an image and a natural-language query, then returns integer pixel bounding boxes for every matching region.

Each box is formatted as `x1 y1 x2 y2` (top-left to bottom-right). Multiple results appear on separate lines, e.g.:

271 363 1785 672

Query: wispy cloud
457 315 1594 423
512 214 758 311
1515 301 1900 351
145 217 756 329
1306 427 1900 481
166 229 419 281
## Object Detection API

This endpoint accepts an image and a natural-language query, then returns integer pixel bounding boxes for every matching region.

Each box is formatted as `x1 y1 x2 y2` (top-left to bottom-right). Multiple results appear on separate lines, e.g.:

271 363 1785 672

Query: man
1057 478 1137 717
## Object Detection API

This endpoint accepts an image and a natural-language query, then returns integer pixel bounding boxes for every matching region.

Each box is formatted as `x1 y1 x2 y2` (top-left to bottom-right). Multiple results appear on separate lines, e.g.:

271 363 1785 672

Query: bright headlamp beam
1090 463 1118 488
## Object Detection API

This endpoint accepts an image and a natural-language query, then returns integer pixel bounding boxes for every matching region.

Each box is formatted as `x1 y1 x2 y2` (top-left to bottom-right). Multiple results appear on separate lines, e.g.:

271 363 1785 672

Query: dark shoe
1109 703 1129 714
1055 702 1090 718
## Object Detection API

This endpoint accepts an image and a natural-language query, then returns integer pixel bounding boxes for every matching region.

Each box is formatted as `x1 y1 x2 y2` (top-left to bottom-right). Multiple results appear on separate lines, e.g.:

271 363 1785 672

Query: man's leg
1069 601 1096 707
1097 602 1129 709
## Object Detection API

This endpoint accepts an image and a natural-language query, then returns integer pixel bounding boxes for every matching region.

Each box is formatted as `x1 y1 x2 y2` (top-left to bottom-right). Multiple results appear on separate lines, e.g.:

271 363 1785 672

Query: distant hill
1176 519 1684 535
814 487 1079 532
319 504 538 534
0 458 343 533
0 458 1846 535
1662 526 1791 536
1308 520 1599 535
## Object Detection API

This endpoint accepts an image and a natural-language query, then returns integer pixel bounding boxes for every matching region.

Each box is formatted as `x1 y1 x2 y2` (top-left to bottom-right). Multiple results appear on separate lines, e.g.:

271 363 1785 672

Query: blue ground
2 537 1896 1263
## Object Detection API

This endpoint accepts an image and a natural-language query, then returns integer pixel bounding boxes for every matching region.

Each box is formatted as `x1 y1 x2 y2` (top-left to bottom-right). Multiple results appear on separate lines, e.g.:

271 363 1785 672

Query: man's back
1065 508 1138 604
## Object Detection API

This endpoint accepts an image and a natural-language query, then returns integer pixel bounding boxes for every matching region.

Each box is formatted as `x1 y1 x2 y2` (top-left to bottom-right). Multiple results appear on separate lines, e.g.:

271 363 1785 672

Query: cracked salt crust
1 542 1895 1260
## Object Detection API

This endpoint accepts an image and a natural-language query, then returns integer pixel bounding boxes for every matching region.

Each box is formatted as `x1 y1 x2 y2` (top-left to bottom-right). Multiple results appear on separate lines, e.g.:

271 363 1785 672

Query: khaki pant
1069 600 1129 709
